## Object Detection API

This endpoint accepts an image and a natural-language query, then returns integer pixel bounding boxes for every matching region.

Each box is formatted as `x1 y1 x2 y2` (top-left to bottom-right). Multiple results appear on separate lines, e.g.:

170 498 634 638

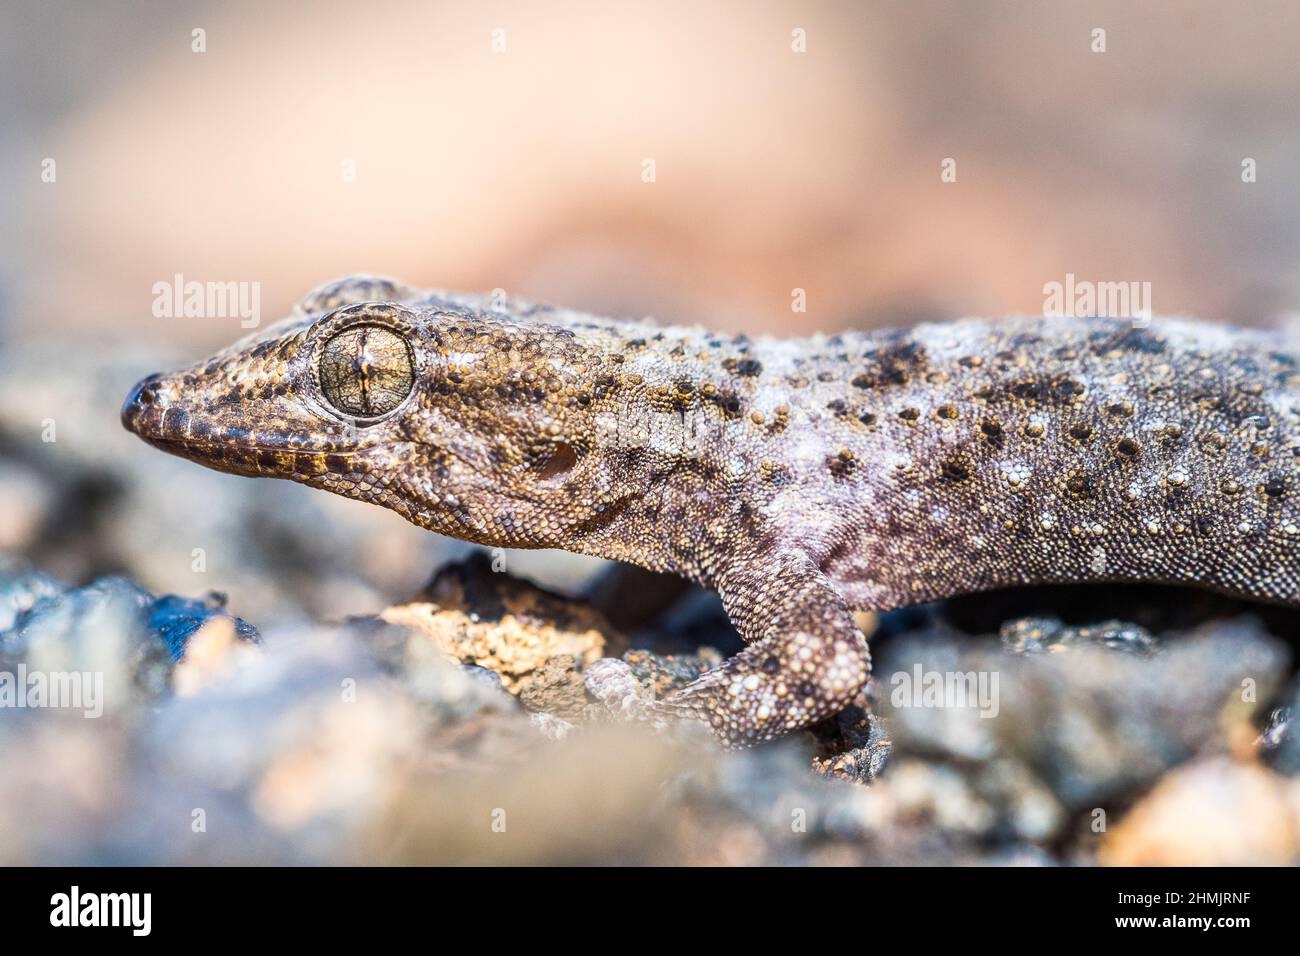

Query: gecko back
753 316 1300 611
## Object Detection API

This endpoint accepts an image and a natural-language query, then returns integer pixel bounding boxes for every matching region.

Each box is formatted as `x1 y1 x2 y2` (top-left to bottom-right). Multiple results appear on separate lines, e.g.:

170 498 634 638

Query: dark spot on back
941 457 971 482
1116 438 1141 459
1090 325 1166 355
853 338 927 390
828 451 858 481
703 388 744 419
1065 473 1094 498
1009 333 1043 349
1051 378 1087 402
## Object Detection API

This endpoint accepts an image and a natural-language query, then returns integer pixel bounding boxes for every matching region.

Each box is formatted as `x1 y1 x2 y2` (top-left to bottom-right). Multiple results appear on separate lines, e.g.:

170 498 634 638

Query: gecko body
123 275 1300 745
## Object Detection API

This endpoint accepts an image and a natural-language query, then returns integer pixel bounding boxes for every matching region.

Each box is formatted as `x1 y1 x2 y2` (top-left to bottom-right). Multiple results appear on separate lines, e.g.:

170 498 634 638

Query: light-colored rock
1100 757 1300 866
379 557 622 702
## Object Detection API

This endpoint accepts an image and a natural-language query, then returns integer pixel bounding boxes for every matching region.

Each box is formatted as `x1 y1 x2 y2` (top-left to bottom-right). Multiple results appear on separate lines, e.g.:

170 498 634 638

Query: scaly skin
123 275 1300 746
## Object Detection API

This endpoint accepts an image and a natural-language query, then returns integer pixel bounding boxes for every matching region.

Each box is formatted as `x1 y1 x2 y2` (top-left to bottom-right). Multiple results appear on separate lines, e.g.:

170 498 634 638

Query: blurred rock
2 556 1298 865
2 575 166 709
0 568 259 709
363 724 694 865
1099 757 1300 866
0 461 53 553
881 616 1288 813
582 656 656 723
1260 689 1300 776
148 592 260 661
172 616 263 698
999 616 1158 656
0 561 63 631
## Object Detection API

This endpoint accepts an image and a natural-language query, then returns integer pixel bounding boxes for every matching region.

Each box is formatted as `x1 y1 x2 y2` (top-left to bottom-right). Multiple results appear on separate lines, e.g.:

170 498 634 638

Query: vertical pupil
320 324 414 417
353 332 374 412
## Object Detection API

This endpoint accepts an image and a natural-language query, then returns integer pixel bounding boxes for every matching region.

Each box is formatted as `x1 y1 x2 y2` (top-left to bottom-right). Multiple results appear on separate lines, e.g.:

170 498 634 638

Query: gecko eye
319 325 414 417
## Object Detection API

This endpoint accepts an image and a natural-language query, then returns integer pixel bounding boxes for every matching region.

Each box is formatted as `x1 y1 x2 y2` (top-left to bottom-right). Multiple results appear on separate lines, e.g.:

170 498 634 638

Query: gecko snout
122 374 162 429
121 372 176 438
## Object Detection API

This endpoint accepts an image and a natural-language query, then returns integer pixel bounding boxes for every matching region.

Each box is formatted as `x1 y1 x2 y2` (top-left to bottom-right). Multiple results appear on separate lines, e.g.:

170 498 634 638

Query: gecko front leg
660 551 871 748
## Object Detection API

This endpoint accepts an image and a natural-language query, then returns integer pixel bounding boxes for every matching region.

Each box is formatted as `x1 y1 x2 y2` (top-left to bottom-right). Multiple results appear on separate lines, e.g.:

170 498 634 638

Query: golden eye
319 325 414 417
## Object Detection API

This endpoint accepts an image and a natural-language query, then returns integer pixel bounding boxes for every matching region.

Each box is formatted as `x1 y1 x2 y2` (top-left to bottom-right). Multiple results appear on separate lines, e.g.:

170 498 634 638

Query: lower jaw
134 434 347 480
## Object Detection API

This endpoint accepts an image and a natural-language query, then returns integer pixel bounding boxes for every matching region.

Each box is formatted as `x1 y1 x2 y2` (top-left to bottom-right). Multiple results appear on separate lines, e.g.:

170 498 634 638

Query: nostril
132 374 162 405
122 373 166 431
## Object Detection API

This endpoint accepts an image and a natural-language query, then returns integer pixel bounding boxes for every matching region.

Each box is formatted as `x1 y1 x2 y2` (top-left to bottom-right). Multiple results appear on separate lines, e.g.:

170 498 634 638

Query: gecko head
123 292 630 547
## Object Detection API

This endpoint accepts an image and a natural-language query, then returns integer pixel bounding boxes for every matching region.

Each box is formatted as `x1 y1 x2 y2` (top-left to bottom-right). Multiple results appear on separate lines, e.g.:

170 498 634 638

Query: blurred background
2 0 1300 616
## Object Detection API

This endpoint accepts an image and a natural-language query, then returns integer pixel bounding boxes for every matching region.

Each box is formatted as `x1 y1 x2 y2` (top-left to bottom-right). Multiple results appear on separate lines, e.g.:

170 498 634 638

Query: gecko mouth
121 373 364 479
130 429 357 481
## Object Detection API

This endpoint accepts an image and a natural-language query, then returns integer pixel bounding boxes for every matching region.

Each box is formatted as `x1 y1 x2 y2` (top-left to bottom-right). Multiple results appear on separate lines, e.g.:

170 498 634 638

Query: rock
1259 685 1300 775
582 657 655 720
885 758 998 837
378 554 623 706
362 725 695 865
341 615 521 725
147 592 259 661
1 575 163 709
0 570 264 707
1000 616 1158 656
882 616 1289 809
172 616 262 698
0 562 64 632
810 683 891 782
969 758 1066 843
0 462 54 553
2 556 1298 866
529 711 577 740
516 654 589 719
1099 757 1300 866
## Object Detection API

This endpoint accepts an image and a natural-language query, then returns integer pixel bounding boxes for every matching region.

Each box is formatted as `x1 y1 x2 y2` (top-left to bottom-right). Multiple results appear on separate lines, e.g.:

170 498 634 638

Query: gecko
122 274 1300 747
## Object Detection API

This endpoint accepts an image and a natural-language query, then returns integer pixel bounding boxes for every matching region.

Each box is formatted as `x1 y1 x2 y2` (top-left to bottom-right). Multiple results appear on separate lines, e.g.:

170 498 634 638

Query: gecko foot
658 629 871 748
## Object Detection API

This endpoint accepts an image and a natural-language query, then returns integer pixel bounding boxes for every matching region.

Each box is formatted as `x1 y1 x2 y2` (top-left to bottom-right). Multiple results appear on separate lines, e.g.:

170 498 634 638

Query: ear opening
537 442 579 482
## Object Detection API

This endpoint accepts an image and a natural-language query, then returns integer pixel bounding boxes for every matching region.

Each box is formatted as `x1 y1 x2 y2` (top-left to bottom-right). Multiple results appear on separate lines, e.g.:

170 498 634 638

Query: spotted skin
123 275 1300 746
